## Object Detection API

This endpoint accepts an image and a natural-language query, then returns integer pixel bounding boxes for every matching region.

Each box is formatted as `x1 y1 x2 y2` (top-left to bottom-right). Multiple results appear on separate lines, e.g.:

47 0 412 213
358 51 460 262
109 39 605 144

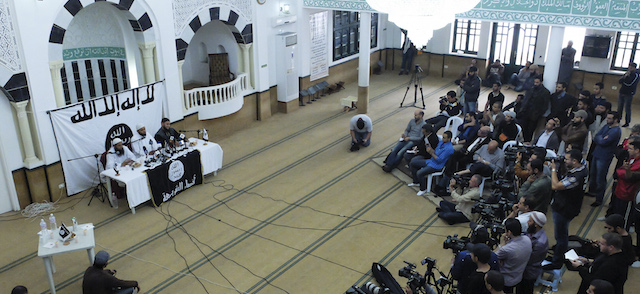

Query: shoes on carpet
591 201 602 207
408 183 420 187
417 190 427 196
350 144 360 152
381 165 392 172
622 123 630 127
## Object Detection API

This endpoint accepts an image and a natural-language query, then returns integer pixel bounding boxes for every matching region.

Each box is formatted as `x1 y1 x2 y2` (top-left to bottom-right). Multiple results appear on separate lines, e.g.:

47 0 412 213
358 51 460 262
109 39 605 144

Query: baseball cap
94 250 109 266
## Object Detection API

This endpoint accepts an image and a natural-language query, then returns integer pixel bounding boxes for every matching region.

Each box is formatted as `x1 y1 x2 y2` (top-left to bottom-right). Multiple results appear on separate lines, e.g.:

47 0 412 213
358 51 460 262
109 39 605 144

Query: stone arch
48 0 156 62
175 6 252 61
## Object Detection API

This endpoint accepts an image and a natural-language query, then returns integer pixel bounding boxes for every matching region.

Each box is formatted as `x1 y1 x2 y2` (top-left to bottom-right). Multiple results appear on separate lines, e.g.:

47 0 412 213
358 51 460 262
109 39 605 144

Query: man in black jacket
154 117 183 147
83 250 139 294
571 233 628 294
424 91 463 132
521 77 551 142
462 66 482 113
618 63 639 127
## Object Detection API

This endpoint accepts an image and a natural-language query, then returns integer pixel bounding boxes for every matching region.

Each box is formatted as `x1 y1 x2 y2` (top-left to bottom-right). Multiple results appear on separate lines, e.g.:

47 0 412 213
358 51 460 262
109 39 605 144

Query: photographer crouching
437 175 483 225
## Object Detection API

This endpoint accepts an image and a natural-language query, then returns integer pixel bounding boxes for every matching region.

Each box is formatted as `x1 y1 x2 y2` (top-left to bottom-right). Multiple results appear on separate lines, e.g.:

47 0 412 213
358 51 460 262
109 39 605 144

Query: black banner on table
147 150 203 206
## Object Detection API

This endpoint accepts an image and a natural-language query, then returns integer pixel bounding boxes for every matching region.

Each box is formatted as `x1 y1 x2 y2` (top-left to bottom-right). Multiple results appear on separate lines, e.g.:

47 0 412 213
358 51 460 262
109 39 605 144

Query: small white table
37 223 96 294
101 139 223 213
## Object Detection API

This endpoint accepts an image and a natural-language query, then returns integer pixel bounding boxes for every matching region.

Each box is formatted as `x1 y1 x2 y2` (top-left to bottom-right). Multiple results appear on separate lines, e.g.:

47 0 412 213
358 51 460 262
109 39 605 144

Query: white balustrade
183 73 249 120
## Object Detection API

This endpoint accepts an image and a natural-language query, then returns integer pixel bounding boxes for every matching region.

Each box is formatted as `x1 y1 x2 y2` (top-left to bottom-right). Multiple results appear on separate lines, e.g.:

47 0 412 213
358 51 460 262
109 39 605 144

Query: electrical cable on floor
154 205 211 294
154 201 292 293
202 179 468 236
95 242 244 293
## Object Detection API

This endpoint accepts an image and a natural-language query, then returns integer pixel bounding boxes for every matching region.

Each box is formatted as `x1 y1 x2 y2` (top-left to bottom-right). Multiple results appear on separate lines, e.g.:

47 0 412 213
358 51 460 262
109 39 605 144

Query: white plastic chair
502 140 518 151
479 176 492 196
426 171 444 193
546 149 557 159
515 124 523 142
444 116 464 138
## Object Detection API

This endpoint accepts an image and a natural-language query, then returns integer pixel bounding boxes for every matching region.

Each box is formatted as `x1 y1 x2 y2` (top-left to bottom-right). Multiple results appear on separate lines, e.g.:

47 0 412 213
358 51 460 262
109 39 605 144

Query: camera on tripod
399 259 452 294
442 234 469 254
414 64 423 73
399 261 427 292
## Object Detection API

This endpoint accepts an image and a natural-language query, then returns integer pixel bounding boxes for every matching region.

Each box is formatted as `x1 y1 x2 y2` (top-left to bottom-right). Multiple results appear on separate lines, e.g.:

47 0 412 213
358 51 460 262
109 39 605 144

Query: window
611 31 639 70
452 19 481 55
490 22 538 66
61 66 70 105
71 61 83 101
85 60 96 98
333 11 378 61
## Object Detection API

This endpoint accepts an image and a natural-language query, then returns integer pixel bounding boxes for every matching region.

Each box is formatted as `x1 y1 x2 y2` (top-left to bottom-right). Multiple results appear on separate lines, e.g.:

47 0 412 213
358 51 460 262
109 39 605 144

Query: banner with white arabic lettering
49 81 164 195
147 150 203 207
309 11 329 82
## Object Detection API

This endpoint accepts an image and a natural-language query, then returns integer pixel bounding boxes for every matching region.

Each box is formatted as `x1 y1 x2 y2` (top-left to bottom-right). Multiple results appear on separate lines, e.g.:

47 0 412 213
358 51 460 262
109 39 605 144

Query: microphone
143 146 148 156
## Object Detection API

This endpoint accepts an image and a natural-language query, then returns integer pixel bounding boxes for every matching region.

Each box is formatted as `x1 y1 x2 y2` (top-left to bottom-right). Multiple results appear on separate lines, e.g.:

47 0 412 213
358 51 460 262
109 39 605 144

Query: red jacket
615 156 640 201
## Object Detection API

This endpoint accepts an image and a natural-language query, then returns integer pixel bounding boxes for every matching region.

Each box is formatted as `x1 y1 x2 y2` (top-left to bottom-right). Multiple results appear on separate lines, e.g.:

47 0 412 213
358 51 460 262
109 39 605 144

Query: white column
177 60 186 113
239 43 253 89
139 42 156 84
543 26 564 91
50 60 66 108
10 101 39 165
358 12 372 114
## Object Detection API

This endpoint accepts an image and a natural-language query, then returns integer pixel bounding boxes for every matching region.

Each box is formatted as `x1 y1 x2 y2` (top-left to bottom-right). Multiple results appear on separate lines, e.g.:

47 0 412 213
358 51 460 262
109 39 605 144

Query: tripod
401 64 426 109
88 153 109 206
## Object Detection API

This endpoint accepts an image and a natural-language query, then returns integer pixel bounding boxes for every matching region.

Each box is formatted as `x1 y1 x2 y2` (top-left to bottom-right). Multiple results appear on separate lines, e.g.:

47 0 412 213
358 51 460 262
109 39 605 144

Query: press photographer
456 243 493 294
424 91 463 132
399 259 446 294
449 231 500 293
437 175 482 225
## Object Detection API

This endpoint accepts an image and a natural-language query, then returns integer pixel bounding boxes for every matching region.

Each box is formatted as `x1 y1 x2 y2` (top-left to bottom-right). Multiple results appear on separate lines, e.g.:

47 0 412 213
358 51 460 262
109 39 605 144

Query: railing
183 73 249 120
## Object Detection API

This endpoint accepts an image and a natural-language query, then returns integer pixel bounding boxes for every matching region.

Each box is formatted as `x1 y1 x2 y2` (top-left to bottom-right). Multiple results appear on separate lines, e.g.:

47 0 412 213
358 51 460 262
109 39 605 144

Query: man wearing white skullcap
517 211 549 294
131 123 161 158
105 138 136 169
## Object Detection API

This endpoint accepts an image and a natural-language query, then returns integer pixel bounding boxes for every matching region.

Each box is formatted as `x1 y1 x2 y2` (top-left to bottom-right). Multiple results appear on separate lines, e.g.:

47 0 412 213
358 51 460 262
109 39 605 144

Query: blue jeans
438 200 469 224
352 131 371 147
410 156 440 191
552 210 573 264
508 73 521 88
385 140 415 168
618 93 633 124
589 156 612 203
464 101 477 114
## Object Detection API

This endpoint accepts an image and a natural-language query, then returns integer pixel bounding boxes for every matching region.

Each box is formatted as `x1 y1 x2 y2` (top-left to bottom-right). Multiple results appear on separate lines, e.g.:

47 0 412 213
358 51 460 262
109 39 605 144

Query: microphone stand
66 152 109 206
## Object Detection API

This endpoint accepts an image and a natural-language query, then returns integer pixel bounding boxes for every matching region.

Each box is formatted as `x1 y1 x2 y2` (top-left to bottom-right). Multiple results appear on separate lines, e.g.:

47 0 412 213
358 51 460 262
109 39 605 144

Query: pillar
49 60 65 108
10 101 39 165
139 42 156 84
543 26 564 91
358 12 372 114
239 43 253 89
177 60 186 112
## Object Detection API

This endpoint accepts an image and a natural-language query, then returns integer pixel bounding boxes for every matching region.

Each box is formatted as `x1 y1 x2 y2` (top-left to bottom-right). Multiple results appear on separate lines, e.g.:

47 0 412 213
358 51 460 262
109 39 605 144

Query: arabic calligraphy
162 174 198 202
70 84 156 123
476 0 640 17
62 47 126 61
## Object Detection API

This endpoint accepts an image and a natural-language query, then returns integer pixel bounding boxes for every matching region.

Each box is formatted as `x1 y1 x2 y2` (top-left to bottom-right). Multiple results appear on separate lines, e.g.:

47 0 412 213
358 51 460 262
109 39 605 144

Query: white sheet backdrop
50 81 164 195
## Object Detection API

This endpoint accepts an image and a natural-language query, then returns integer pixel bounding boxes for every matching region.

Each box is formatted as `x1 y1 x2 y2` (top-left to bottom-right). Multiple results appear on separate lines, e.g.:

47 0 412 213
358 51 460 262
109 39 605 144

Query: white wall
182 21 240 85
578 29 616 73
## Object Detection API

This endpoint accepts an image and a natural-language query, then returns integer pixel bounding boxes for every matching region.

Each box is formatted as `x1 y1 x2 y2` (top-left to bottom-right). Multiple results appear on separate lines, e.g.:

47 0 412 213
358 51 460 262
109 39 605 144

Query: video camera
503 145 535 162
452 174 470 189
442 234 469 254
399 259 452 294
472 197 513 224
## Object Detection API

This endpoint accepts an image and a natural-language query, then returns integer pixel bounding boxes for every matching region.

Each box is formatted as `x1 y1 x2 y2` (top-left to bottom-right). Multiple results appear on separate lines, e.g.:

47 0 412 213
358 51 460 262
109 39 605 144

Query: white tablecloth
100 139 223 209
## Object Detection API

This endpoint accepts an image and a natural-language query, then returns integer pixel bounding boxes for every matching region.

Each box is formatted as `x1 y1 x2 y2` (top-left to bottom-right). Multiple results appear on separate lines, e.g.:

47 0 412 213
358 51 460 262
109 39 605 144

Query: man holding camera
546 149 588 270
404 124 440 164
494 218 532 293
424 91 462 132
517 212 549 294
437 175 482 225
382 110 426 172
518 159 552 213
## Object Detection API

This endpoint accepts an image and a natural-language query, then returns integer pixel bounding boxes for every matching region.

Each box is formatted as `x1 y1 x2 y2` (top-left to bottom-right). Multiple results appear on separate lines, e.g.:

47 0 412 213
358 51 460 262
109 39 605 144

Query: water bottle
39 218 47 242
72 217 78 232
202 129 209 142
49 213 57 231
112 192 119 209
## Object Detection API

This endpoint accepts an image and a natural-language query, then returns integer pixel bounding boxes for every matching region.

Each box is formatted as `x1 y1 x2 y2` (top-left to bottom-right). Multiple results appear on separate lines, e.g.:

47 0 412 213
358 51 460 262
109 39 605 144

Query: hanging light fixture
366 0 480 47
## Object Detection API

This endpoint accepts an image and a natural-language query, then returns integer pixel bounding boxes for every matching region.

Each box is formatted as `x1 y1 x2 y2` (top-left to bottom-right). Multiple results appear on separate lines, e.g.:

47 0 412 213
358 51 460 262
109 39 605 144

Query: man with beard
155 118 183 147
131 123 161 158
545 149 588 270
617 63 639 127
588 112 622 207
589 101 611 139
462 66 482 113
547 82 576 126
516 211 549 294
560 110 589 152
382 110 425 172
571 233 628 294
105 138 136 169
521 77 551 142
530 119 560 152
404 124 440 164
492 111 518 147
